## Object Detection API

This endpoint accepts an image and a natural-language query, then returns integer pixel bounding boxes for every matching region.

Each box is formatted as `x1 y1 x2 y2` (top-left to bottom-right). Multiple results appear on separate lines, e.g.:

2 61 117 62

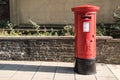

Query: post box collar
72 4 100 13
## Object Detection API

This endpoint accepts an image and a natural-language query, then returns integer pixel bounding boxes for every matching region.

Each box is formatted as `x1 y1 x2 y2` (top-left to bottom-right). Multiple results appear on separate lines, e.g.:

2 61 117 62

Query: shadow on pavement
0 63 74 74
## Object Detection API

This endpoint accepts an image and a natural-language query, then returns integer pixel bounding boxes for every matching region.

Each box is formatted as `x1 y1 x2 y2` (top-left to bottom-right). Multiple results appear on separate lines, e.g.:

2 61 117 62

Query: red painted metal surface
72 5 99 59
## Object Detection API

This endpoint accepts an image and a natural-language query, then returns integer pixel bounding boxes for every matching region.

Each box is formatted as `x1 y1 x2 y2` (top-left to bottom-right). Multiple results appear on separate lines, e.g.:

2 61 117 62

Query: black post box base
74 58 96 75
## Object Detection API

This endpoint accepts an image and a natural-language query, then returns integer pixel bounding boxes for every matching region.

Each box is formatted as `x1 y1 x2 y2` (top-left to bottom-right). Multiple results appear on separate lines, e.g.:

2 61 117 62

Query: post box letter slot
82 16 91 19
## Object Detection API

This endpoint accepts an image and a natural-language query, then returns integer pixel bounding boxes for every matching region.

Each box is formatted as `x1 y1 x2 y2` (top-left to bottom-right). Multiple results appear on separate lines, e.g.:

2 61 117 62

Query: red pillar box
72 5 99 75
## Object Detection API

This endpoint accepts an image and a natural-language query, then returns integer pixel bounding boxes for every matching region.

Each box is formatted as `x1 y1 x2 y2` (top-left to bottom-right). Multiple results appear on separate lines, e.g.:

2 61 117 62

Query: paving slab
54 62 74 80
75 74 96 80
96 77 117 80
107 64 120 80
9 61 41 80
0 61 23 80
32 62 57 80
0 61 119 80
95 63 115 77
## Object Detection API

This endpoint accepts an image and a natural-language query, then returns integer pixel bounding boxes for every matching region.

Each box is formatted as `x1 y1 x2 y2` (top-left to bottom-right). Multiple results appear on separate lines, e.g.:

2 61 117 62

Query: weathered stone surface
96 39 120 64
0 36 119 64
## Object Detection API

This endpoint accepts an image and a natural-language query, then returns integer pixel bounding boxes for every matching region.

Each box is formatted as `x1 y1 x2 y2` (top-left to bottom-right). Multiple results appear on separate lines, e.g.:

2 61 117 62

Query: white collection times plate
83 22 90 32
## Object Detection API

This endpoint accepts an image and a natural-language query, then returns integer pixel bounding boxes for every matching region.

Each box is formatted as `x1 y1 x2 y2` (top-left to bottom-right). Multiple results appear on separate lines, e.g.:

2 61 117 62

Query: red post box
72 5 99 75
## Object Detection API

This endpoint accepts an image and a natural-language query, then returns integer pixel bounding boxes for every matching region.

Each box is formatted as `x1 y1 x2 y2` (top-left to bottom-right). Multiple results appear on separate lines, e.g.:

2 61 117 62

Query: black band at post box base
74 58 96 75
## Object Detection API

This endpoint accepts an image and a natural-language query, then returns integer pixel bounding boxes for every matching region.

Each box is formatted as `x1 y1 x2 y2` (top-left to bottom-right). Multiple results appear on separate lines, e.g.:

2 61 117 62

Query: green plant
0 20 9 28
62 25 74 36
96 23 120 38
113 6 120 23
29 19 40 35
96 23 108 36
7 22 22 36
0 22 23 36
0 29 9 36
109 24 120 38
49 28 54 36
29 20 59 36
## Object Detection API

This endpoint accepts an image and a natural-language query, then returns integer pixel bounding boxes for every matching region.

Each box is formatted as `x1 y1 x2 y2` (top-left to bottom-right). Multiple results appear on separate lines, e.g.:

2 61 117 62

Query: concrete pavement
0 61 119 80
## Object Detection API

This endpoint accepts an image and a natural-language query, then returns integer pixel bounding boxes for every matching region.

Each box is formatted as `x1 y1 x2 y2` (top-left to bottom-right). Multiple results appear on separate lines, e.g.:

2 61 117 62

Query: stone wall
0 36 74 61
0 36 120 64
96 36 120 64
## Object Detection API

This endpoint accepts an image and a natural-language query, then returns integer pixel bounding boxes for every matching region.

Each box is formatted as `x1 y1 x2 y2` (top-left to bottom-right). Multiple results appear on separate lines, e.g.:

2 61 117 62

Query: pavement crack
8 63 25 80
31 62 42 80
106 64 119 80
53 62 58 80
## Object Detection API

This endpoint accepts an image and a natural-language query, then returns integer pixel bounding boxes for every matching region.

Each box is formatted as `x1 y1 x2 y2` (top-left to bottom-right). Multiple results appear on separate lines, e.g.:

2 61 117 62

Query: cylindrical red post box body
72 5 99 75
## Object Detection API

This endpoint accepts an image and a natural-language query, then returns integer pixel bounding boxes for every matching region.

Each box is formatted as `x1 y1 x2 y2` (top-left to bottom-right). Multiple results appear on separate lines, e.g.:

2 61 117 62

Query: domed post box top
72 4 100 13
